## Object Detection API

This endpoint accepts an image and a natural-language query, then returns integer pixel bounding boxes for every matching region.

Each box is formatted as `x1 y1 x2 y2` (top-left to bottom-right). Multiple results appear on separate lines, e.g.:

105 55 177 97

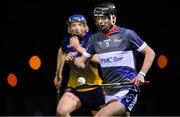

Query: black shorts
68 87 105 111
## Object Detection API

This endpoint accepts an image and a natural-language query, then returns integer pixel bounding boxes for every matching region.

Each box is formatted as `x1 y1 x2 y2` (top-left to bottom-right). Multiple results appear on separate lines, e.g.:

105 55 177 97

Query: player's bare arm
65 52 88 69
131 44 155 86
70 36 100 64
54 48 66 89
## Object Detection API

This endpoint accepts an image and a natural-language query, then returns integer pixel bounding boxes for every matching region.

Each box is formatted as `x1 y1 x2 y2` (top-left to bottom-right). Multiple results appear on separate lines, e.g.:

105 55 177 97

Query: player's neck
102 25 118 36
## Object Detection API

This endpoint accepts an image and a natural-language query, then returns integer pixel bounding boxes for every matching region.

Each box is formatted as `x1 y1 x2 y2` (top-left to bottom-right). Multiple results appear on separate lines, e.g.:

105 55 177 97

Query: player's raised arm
65 52 88 69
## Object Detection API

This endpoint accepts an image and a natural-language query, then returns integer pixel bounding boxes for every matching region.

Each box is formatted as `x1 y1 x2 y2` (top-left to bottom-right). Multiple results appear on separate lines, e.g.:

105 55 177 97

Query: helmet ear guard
110 14 116 26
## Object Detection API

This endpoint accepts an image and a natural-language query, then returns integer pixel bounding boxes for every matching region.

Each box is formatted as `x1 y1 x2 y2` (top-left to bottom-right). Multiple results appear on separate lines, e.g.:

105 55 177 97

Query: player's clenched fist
65 52 75 63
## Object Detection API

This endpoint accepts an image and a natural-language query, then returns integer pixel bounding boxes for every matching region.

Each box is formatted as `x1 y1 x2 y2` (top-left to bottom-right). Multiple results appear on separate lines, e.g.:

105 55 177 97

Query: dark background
1 0 179 116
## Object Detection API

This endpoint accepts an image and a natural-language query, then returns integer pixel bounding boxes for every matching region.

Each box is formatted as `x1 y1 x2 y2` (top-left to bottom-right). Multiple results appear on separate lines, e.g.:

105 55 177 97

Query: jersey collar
102 25 118 36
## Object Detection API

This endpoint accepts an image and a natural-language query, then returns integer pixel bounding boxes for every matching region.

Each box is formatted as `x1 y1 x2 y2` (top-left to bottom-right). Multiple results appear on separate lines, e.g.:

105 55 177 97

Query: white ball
77 77 86 85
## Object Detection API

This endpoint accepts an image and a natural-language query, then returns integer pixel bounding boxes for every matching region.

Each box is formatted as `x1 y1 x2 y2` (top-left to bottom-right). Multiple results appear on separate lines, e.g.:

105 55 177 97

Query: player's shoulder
63 34 70 40
118 27 139 39
85 32 93 37
87 31 101 41
118 26 135 34
62 35 70 44
82 32 93 41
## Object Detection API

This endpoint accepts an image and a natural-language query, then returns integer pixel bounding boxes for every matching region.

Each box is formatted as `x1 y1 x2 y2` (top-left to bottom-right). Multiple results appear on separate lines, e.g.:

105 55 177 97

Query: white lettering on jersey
98 51 135 69
104 39 111 47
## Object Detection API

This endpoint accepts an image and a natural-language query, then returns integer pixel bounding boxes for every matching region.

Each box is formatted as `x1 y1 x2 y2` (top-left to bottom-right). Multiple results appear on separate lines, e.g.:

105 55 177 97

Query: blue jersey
62 32 103 91
83 25 147 95
62 33 91 57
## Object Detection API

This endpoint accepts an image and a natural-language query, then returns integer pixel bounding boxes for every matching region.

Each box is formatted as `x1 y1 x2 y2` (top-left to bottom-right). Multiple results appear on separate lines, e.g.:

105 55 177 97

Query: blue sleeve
127 29 147 52
83 37 95 58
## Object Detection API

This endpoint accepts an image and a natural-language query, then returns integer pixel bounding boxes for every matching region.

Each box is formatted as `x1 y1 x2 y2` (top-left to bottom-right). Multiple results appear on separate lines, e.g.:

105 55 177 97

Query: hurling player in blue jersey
66 2 155 116
54 14 105 116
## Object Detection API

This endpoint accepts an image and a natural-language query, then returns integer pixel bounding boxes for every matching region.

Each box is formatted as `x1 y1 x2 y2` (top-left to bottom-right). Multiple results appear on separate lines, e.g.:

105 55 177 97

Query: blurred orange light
157 55 168 69
29 55 41 70
7 73 17 87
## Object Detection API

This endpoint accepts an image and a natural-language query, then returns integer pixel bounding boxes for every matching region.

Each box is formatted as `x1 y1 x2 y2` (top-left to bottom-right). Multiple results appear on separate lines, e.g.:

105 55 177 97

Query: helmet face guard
93 7 110 17
93 2 117 32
